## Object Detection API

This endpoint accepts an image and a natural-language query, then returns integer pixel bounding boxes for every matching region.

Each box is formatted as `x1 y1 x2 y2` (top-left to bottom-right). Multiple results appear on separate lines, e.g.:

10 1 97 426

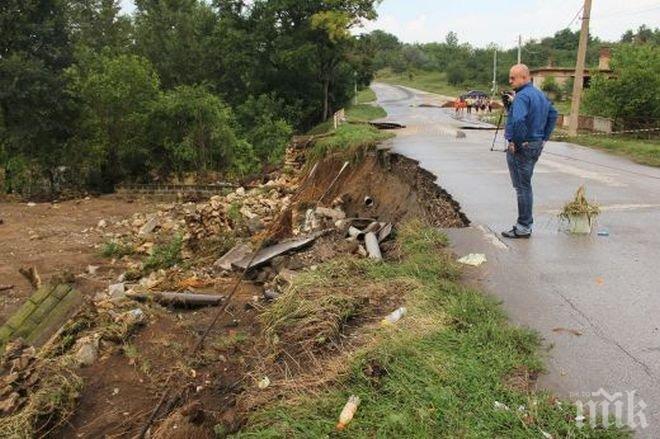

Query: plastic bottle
336 395 360 430
381 307 407 326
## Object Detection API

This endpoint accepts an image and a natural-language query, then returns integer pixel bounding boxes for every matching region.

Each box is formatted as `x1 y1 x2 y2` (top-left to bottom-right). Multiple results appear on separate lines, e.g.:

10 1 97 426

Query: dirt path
0 196 158 322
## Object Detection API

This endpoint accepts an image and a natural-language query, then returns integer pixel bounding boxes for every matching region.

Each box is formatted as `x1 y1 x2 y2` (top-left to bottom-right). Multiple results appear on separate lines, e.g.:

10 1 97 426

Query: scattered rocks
138 216 159 236
87 265 100 275
0 339 38 414
315 206 346 221
74 335 100 367
108 282 126 298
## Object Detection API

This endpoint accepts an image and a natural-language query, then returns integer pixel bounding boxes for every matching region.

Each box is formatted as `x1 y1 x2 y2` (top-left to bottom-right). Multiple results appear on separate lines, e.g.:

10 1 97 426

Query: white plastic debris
258 376 271 389
457 253 487 266
336 395 360 431
493 401 510 411
381 307 407 326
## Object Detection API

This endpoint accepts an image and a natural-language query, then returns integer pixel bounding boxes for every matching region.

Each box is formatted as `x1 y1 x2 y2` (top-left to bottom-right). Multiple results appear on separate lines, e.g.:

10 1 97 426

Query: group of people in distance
454 96 493 116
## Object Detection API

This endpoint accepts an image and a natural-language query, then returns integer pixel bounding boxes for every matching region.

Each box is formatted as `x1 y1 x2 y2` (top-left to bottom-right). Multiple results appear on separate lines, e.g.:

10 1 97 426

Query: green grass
356 87 377 104
375 68 489 98
143 234 183 271
100 239 134 258
234 221 629 438
345 104 386 122
308 124 394 163
558 134 660 167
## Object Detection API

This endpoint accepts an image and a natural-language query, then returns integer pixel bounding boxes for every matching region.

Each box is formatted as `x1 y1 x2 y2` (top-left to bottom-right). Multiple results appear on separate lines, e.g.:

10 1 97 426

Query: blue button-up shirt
505 82 558 144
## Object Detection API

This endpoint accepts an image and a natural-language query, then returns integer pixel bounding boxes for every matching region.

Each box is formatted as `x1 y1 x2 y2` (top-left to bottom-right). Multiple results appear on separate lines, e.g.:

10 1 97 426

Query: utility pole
492 49 498 96
353 71 358 106
568 0 592 136
517 35 522 64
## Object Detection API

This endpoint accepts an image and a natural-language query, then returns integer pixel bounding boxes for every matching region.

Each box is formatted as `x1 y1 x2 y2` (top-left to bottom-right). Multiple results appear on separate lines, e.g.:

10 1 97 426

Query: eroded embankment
295 149 469 229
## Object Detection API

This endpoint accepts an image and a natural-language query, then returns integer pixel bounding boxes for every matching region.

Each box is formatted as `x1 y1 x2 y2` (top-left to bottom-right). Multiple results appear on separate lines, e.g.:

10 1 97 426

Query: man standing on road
502 64 558 239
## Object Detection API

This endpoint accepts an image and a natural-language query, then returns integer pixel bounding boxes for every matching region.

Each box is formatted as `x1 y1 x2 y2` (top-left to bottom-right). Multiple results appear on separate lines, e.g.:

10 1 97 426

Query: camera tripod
490 109 508 152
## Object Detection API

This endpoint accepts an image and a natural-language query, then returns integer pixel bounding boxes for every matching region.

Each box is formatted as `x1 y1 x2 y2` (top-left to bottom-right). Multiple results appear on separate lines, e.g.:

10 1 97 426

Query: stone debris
138 216 159 237
108 282 126 298
74 335 100 367
87 265 100 275
0 339 38 415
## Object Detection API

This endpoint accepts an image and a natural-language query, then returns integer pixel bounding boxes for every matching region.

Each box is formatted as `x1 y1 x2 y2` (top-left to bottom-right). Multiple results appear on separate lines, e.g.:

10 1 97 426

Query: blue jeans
506 140 544 234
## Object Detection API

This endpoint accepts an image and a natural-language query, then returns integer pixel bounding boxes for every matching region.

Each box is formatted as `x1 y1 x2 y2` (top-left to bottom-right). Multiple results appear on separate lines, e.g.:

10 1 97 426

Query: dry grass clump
0 357 82 439
560 185 600 220
260 258 415 360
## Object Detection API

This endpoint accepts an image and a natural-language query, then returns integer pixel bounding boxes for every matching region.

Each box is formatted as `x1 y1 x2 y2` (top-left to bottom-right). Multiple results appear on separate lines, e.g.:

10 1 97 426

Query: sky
120 0 660 48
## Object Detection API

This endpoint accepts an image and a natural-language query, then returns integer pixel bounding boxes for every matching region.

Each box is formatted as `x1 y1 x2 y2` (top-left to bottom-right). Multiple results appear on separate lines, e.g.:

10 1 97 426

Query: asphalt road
372 82 660 437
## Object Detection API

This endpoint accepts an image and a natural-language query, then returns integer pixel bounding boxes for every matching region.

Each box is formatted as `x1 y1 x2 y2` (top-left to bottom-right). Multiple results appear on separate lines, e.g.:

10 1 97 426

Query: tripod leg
491 111 504 151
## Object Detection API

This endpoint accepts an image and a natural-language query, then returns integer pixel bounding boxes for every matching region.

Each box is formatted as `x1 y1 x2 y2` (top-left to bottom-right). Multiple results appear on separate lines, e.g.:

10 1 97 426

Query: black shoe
501 228 531 239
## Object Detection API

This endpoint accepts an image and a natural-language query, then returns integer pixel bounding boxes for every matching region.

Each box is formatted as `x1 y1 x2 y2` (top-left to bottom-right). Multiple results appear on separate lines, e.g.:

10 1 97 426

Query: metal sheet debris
214 244 253 271
232 231 326 270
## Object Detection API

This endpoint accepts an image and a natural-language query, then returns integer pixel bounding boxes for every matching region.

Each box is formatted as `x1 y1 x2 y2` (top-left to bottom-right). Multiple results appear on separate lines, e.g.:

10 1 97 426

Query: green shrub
143 235 183 271
100 240 134 258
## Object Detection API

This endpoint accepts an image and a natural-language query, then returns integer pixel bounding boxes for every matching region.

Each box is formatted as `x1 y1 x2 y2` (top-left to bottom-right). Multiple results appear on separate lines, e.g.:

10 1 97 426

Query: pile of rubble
102 174 298 253
0 340 37 415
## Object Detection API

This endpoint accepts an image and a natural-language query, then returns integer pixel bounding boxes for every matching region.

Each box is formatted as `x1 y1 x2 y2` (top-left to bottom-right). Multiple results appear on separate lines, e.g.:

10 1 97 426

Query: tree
0 0 76 196
67 54 160 189
445 31 458 47
583 44 659 125
68 0 132 53
147 85 257 178
133 0 217 89
246 0 380 124
236 94 293 166
621 25 660 45
446 63 466 86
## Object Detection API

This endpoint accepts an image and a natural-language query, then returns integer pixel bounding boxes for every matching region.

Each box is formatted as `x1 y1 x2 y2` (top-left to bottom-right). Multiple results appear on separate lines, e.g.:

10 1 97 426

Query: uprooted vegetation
0 125 627 437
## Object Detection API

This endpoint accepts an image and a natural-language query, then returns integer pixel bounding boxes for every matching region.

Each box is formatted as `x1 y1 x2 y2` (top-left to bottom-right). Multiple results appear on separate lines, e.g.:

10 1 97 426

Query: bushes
146 85 258 178
50 54 272 192
541 76 561 99
236 94 293 167
583 44 660 123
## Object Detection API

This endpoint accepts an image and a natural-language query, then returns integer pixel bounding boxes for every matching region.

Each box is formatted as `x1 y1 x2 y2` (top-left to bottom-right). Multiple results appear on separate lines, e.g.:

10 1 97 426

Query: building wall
532 73 571 89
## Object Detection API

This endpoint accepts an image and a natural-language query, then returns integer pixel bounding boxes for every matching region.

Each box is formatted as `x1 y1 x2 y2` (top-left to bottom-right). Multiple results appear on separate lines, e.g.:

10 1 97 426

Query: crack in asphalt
551 286 657 381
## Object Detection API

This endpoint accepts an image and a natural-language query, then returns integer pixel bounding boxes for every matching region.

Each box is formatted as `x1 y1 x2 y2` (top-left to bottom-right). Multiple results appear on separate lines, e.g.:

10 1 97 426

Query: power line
566 4 585 29
591 5 660 19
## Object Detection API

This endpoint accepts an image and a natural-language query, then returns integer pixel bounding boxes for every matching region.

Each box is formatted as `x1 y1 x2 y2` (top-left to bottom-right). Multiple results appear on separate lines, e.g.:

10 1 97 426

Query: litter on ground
457 253 487 266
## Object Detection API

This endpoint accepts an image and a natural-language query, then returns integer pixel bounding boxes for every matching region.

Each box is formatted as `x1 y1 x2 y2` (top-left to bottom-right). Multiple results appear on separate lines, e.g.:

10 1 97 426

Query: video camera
501 90 515 111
